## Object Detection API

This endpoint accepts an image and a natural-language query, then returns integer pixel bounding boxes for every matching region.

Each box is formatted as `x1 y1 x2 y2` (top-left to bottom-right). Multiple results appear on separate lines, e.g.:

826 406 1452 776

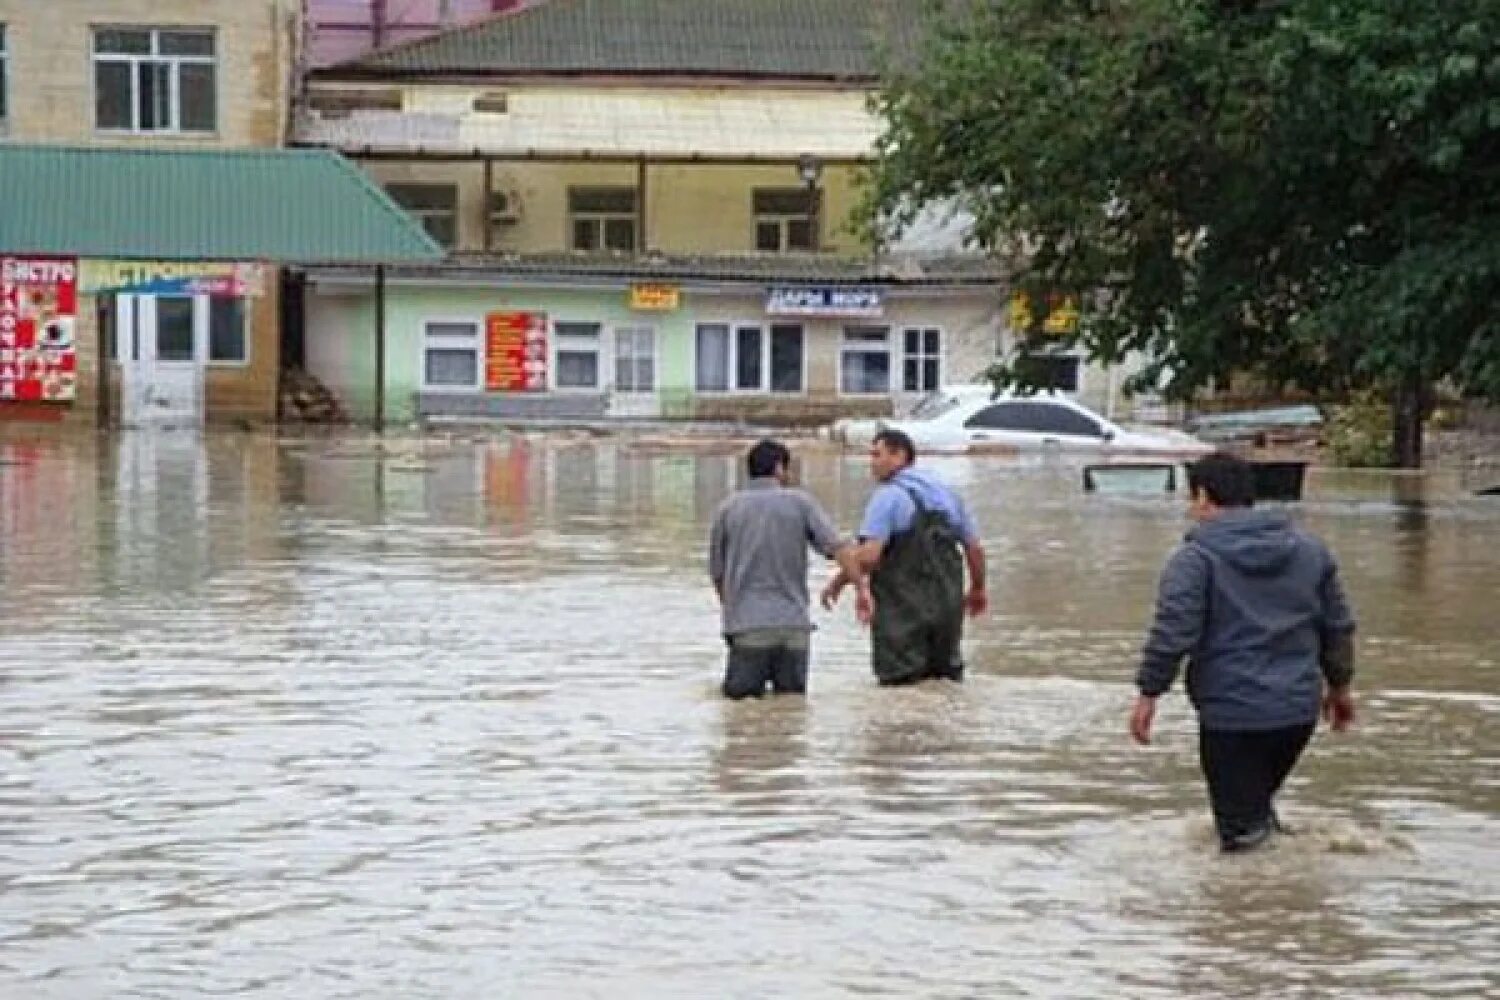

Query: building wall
0 0 294 424
358 159 869 258
305 278 1006 427
0 0 294 147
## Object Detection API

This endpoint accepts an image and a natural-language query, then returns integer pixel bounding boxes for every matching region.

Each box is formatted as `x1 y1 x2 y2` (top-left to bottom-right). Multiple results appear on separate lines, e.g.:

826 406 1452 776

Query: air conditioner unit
489 189 522 226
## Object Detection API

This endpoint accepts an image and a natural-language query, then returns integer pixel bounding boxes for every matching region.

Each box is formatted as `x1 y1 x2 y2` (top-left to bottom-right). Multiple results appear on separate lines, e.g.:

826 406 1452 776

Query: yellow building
293 0 1088 426
0 0 298 425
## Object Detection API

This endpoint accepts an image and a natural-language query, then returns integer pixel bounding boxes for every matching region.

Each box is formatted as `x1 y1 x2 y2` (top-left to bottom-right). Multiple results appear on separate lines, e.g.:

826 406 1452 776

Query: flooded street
1 429 1496 998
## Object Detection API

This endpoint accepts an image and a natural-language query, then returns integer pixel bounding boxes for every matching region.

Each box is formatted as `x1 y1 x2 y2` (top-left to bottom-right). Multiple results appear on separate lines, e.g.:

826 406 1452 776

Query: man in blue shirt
822 428 987 685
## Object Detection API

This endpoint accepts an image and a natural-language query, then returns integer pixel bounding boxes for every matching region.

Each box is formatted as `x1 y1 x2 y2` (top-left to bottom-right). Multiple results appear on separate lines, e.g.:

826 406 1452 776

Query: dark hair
1187 451 1256 508
872 428 918 465
746 439 792 478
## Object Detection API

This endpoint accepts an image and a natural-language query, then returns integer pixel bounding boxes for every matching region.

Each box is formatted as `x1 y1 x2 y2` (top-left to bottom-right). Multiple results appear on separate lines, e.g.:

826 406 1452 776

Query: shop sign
486 311 548 391
629 283 680 311
1010 291 1080 335
80 260 265 297
0 256 78 403
766 286 883 319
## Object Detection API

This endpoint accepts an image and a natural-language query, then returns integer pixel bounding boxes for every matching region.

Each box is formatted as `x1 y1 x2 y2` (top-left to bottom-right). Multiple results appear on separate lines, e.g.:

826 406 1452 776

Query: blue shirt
858 468 979 545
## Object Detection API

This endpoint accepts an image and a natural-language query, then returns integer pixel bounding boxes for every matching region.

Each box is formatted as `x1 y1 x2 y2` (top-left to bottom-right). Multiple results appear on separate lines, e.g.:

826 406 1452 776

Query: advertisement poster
485 311 548 392
0 256 79 403
81 261 265 298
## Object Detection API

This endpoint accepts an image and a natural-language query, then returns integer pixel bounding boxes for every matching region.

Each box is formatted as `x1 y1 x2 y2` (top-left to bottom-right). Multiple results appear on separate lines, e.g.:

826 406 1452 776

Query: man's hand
1129 694 1157 745
1322 686 1356 731
964 587 988 618
854 582 874 626
820 576 847 611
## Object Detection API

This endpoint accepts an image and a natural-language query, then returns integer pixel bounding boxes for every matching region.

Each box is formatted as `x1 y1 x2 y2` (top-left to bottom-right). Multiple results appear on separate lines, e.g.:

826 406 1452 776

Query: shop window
614 327 655 392
569 187 637 253
209 298 247 363
901 327 943 392
753 189 815 253
94 28 216 133
695 323 804 393
387 184 458 249
840 326 891 394
554 321 601 389
769 324 804 392
1015 353 1082 392
422 320 481 390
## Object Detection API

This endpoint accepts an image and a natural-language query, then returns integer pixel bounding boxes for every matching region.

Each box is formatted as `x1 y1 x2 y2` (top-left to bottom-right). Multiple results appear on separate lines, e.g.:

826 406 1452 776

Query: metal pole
373 265 386 433
636 155 648 253
483 157 495 253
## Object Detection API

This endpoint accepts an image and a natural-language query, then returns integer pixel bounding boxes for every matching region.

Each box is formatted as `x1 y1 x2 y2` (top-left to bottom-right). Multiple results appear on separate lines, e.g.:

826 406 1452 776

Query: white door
117 294 206 428
610 326 659 418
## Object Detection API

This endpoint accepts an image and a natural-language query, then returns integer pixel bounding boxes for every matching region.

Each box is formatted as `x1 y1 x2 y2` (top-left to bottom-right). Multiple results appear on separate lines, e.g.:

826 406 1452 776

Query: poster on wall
485 311 548 392
0 256 79 403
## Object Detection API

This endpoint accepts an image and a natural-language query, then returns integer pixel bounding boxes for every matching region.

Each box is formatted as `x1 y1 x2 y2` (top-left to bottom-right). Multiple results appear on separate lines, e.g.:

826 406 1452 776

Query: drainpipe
373 265 386 433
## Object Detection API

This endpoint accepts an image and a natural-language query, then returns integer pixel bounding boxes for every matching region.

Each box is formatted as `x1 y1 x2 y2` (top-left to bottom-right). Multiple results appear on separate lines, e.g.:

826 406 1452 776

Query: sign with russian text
629 283 681 311
767 286 883 319
0 256 78 403
80 261 265 297
485 311 548 391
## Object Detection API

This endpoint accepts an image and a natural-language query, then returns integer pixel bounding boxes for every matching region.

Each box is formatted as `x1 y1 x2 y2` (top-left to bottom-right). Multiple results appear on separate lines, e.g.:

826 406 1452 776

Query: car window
964 400 1105 436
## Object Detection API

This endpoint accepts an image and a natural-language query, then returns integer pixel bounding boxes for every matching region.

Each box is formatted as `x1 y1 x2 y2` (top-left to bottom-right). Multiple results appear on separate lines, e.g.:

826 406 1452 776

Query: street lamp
797 154 822 253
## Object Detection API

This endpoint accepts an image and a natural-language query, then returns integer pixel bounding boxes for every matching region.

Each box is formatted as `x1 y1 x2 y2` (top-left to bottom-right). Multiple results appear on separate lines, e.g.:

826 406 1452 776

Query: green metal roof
332 0 925 81
0 144 442 263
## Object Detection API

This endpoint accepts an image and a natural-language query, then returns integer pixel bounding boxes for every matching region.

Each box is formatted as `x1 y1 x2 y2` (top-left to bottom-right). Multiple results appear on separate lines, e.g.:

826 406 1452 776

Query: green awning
0 144 442 263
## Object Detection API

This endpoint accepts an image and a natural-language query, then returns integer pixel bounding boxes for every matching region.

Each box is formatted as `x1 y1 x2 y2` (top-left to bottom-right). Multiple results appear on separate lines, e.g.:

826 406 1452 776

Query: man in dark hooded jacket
1129 452 1357 853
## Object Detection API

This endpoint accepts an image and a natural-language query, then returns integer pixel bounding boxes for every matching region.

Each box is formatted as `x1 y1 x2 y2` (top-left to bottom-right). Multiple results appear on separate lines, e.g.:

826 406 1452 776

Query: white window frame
552 320 603 392
612 325 656 393
839 325 893 396
92 26 217 135
568 187 638 253
693 322 805 395
420 318 483 393
900 326 944 393
752 189 816 253
386 183 458 249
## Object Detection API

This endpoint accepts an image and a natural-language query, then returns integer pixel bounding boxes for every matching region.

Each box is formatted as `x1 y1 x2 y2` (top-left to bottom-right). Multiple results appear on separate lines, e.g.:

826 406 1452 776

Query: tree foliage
871 0 1500 455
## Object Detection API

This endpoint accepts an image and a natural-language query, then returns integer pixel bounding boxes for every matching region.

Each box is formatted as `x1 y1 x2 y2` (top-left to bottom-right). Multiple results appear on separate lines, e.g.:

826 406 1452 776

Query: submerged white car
831 385 1212 457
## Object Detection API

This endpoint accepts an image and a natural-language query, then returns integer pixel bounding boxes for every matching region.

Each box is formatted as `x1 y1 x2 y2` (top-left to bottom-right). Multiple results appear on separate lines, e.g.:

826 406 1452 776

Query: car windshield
907 391 964 421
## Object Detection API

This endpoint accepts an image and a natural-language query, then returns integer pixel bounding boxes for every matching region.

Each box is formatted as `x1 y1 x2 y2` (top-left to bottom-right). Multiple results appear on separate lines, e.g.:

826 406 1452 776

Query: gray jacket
1137 508 1356 730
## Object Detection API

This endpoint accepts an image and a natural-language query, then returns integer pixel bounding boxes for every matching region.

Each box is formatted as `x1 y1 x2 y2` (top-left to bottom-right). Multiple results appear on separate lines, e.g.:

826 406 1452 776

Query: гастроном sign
0 256 78 403
766 287 884 319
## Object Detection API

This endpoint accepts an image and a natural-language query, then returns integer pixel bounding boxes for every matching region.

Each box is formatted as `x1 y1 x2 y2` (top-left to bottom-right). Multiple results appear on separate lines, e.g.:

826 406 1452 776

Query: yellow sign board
629 283 681 311
1010 291 1079 335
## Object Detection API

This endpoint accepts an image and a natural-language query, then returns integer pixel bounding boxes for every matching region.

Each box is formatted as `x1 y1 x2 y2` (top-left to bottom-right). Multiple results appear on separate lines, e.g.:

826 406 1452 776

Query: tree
869 0 1500 466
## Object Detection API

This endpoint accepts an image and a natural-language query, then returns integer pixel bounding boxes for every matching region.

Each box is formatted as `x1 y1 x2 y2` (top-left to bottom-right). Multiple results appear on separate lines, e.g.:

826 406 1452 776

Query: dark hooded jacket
1137 508 1356 730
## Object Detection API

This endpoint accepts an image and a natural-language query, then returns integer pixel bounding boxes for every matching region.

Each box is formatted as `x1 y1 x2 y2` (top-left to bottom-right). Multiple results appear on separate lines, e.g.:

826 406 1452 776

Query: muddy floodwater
0 430 1496 998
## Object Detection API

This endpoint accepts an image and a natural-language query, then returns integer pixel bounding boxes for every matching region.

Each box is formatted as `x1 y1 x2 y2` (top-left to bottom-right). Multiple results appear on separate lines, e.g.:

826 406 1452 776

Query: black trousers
1199 722 1315 846
722 635 810 699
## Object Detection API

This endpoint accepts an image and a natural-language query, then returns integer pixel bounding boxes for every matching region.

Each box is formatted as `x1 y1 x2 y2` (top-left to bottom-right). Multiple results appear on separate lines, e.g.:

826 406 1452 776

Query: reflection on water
0 429 1496 998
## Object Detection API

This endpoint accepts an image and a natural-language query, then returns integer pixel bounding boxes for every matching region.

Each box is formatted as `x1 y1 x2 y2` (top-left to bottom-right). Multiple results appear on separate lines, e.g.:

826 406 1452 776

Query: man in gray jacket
709 439 868 699
1130 452 1357 852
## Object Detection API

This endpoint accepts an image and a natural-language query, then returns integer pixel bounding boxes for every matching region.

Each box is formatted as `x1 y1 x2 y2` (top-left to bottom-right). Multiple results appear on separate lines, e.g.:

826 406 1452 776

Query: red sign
485 311 548 392
0 256 79 403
